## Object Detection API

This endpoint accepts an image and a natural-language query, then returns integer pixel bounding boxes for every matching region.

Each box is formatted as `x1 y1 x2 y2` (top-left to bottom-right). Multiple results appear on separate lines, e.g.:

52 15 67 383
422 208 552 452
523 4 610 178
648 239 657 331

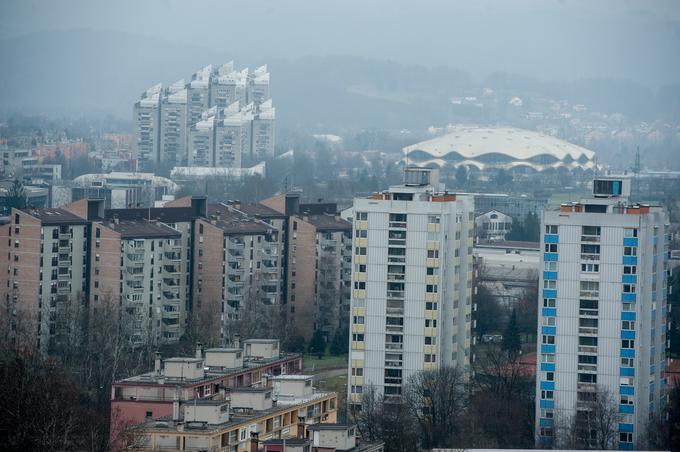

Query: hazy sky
1 0 680 86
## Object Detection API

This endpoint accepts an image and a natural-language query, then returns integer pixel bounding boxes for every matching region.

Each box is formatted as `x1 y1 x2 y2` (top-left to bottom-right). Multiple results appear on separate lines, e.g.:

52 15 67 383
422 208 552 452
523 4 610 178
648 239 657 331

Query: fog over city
1 2 680 452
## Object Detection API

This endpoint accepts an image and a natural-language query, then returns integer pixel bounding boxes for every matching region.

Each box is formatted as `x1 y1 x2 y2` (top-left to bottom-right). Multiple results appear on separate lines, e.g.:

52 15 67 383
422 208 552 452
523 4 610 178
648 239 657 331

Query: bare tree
471 344 535 448
403 366 468 449
554 386 621 450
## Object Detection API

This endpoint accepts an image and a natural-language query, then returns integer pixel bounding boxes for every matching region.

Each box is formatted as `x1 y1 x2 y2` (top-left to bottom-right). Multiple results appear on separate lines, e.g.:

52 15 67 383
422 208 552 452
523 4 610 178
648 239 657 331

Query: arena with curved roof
402 126 596 173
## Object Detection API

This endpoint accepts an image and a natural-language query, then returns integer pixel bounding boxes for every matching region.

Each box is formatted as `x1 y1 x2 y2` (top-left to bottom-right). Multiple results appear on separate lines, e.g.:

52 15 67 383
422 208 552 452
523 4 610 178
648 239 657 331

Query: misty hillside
1 29 679 131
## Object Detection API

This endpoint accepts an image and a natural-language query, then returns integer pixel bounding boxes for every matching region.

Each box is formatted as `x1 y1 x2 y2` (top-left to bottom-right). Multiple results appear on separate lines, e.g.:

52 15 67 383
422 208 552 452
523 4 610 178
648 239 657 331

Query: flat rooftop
104 219 182 239
114 353 301 387
23 208 89 225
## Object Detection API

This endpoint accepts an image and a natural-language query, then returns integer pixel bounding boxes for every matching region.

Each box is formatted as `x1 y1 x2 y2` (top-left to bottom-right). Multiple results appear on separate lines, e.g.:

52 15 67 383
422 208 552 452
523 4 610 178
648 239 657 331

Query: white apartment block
347 168 474 406
133 62 274 170
535 176 669 450
132 84 162 168
159 81 188 167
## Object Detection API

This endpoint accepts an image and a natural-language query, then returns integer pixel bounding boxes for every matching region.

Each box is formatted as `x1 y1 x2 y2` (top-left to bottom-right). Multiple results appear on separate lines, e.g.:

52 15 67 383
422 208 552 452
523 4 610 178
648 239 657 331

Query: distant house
475 210 513 241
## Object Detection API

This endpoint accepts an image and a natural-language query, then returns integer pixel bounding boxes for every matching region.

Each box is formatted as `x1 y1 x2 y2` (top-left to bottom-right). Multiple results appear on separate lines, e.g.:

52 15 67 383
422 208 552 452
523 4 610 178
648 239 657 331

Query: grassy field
303 354 348 372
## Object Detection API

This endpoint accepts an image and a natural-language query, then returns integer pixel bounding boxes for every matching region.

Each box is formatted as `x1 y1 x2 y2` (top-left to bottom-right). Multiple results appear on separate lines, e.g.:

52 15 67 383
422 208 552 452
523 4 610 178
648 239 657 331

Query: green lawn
303 354 348 372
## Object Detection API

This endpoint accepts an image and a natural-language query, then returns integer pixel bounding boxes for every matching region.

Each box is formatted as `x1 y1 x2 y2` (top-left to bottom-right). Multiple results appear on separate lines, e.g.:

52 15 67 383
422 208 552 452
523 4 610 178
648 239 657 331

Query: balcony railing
578 346 598 354
580 235 600 243
580 253 600 261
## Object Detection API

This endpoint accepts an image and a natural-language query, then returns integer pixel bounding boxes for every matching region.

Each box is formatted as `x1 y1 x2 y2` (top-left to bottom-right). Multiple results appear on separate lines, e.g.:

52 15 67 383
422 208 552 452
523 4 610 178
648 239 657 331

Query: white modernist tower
347 168 474 407
535 176 669 449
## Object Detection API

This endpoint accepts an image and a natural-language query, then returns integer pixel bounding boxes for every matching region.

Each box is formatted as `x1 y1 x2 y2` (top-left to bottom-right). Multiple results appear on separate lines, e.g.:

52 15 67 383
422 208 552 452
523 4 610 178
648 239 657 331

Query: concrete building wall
287 217 317 340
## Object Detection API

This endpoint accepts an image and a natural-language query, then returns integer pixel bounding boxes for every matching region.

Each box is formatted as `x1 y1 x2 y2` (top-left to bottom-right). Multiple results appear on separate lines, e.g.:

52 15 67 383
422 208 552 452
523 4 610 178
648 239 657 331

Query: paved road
311 367 346 380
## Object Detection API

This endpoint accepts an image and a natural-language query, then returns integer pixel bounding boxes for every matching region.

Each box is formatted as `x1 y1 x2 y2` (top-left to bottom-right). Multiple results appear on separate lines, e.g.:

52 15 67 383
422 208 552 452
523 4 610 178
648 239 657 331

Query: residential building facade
347 168 474 406
534 176 669 449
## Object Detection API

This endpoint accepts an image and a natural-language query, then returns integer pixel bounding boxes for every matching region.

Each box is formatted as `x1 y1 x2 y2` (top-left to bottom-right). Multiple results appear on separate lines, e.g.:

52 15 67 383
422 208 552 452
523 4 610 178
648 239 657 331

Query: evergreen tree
329 329 349 356
7 179 26 210
308 329 326 358
502 308 521 356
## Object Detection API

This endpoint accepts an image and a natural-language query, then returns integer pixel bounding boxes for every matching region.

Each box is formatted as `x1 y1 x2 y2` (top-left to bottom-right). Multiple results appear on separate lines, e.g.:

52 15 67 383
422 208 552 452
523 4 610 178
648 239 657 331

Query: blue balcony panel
623 256 637 265
621 311 636 321
620 367 635 377
541 344 556 354
544 253 558 262
542 307 557 317
539 399 554 409
621 274 637 284
542 326 556 335
619 386 634 395
540 381 555 391
543 271 558 280
540 363 555 372
621 293 636 302
544 234 559 244
620 349 635 358
623 237 638 247
620 330 635 340
618 423 634 433
619 404 634 414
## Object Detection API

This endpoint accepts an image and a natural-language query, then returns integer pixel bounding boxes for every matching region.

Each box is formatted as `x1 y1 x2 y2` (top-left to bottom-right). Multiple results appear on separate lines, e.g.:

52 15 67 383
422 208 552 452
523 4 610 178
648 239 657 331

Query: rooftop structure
402 126 597 173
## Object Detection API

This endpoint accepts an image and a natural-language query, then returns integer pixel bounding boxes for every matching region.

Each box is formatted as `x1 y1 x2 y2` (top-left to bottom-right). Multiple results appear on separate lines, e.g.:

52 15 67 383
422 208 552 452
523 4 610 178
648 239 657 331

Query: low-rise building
475 210 513 241
111 341 303 440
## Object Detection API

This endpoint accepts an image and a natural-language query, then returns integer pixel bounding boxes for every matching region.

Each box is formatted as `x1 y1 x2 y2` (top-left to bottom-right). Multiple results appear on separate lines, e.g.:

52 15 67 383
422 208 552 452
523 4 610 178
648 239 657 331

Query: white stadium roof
402 126 596 172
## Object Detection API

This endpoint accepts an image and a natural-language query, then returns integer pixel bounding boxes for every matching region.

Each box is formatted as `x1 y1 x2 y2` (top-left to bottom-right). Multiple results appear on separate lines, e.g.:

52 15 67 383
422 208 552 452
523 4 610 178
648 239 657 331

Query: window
427 215 440 224
623 246 637 256
355 247 367 255
351 385 363 394
424 354 436 363
426 284 438 293
426 267 439 276
621 339 635 349
623 265 636 274
622 302 634 312
352 333 364 342
622 320 635 330
351 367 363 376
578 355 597 364
356 212 368 221
542 317 556 326
355 229 367 238
424 336 436 345
542 335 555 345
578 373 597 383
582 226 601 236
581 263 599 272
353 316 365 324
544 280 556 289
426 301 438 310
541 354 555 363
353 282 366 290
541 390 554 399
427 250 439 258
545 225 558 234
579 336 597 346
544 262 557 271
425 319 437 328
543 298 556 308
544 243 557 252
624 228 638 238
620 432 633 443
355 264 366 272
623 284 636 293
621 357 634 367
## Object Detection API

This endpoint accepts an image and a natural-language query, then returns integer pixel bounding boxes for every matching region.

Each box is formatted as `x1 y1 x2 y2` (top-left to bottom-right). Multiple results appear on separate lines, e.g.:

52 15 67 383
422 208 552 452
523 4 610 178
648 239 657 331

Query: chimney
196 342 203 359
172 388 180 422
234 334 241 349
261 374 268 388
297 416 306 439
154 352 162 374
250 431 259 452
